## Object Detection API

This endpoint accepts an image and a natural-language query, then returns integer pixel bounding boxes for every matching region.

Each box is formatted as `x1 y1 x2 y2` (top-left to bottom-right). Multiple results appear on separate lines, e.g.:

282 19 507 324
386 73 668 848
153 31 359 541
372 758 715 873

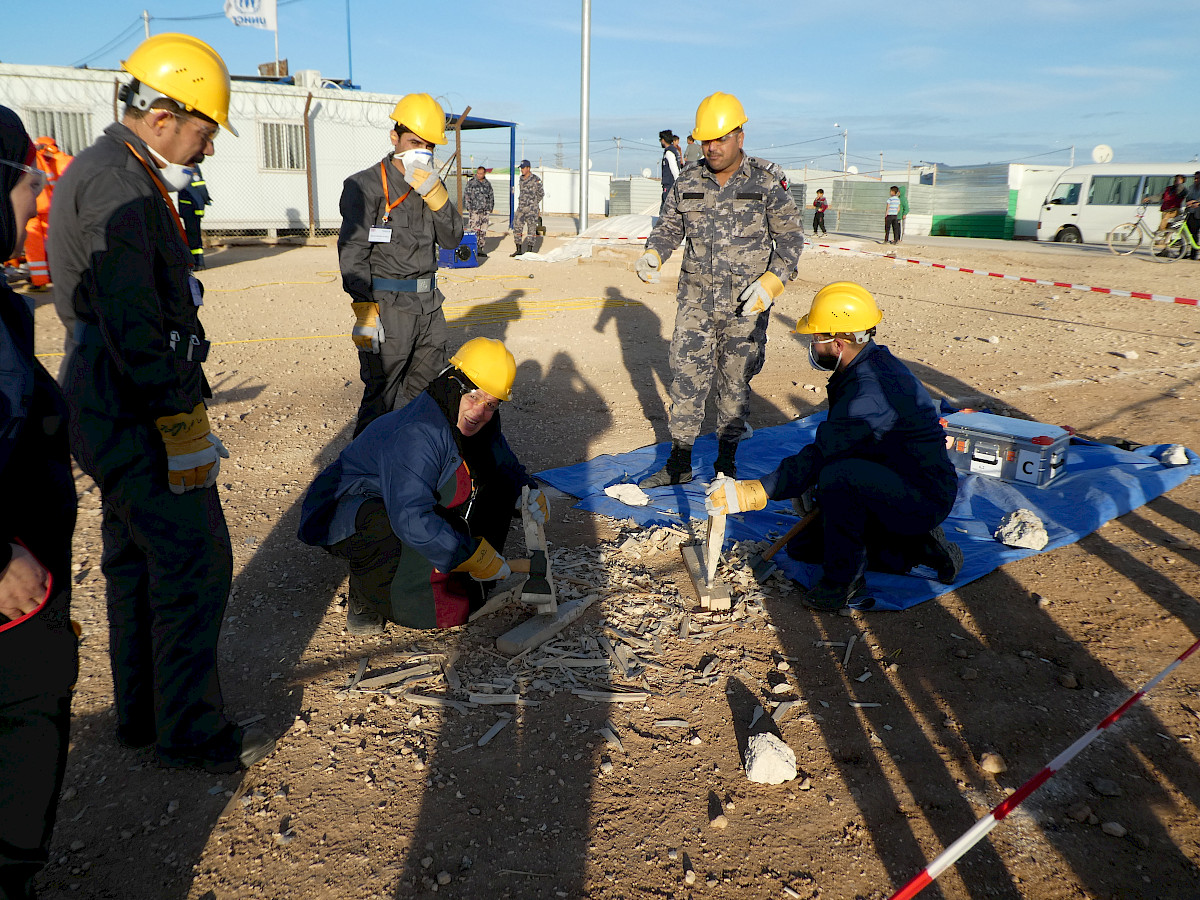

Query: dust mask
397 148 433 171
146 145 191 193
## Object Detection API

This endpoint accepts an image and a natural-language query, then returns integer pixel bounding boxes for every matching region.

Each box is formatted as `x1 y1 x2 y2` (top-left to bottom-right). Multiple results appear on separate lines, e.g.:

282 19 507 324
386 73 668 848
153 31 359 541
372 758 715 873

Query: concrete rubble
743 733 797 784
994 508 1049 550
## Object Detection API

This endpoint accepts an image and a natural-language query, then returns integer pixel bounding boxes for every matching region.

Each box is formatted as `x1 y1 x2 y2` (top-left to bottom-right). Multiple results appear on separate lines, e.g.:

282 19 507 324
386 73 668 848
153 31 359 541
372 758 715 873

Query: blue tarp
536 415 1199 611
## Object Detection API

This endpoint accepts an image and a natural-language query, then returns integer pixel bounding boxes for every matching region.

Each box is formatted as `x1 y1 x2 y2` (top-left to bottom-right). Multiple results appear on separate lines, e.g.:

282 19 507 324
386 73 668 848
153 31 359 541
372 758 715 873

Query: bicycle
1106 205 1162 255
1150 214 1200 263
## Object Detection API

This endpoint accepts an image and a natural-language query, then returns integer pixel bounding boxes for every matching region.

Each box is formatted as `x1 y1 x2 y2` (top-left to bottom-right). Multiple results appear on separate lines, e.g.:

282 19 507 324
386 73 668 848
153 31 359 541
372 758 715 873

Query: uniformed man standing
462 165 494 259
177 163 211 269
339 93 463 436
510 160 543 256
46 34 274 772
636 91 804 486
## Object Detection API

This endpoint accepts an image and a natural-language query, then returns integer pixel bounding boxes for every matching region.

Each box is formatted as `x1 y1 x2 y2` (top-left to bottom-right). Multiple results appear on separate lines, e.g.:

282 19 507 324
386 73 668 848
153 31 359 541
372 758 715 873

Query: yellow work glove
635 248 661 284
403 159 449 212
351 301 384 353
452 537 512 582
705 475 768 516
155 402 229 495
736 271 785 317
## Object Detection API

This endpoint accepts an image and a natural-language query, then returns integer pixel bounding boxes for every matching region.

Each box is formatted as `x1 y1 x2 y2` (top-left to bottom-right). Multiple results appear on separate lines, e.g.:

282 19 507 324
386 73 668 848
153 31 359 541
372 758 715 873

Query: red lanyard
380 161 412 223
124 142 191 253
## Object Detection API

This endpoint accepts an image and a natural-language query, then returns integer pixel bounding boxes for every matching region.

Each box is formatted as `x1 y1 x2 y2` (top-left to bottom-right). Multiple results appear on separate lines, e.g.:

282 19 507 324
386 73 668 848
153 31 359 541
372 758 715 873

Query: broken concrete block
994 509 1048 550
605 483 651 506
744 733 797 785
1158 444 1190 467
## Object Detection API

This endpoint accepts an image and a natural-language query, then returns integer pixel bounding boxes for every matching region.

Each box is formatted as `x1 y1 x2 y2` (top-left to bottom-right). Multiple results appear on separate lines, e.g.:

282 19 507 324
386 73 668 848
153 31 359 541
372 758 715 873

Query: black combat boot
919 526 963 584
713 439 738 478
803 576 873 612
638 442 693 489
510 243 523 257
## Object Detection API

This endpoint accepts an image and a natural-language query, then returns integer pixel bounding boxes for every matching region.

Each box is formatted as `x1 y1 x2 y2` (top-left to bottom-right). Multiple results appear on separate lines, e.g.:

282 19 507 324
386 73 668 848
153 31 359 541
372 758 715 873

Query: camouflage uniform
462 176 493 249
512 172 544 245
647 154 803 445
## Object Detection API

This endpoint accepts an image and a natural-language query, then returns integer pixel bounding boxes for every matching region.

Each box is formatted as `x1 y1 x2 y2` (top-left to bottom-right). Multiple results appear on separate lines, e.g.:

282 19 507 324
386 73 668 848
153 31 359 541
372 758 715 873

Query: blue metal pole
345 0 354 86
509 126 516 229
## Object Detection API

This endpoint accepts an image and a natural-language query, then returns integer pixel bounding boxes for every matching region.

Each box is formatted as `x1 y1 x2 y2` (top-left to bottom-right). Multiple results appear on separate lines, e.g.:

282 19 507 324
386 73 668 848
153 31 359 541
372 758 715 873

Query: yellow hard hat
389 93 448 146
122 33 237 136
449 338 516 402
796 282 883 336
693 92 748 142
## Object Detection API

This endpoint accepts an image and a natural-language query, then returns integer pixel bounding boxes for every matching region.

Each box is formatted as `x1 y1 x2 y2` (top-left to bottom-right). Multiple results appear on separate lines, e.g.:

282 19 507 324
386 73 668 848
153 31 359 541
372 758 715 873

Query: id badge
368 226 392 243
188 273 203 307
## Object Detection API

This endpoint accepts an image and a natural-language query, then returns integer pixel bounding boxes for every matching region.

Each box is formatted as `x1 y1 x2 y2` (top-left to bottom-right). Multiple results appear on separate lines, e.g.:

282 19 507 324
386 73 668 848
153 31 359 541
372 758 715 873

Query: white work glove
351 301 385 354
792 486 818 516
736 272 785 317
635 249 661 284
402 159 449 211
518 487 549 524
705 475 768 516
165 434 229 495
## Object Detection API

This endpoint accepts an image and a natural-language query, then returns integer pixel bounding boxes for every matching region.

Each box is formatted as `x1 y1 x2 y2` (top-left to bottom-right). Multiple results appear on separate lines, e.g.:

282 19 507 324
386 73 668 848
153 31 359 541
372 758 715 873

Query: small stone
707 875 719 887
979 752 1007 774
421 856 433 869
744 733 797 784
69 841 84 852
1118 350 1139 360
960 667 979 681
1066 803 1092 823
771 681 794 695
599 760 613 776
987 335 1000 344
776 659 790 672
994 509 1048 550
1058 672 1079 689
953 647 970 659
1093 778 1122 798
798 776 812 791
166 800 179 815
1133 833 1150 850
684 870 696 886
1159 444 1190 467
668 848 678 861
1101 821 1127 838
710 814 728 830
690 736 702 745
436 871 452 885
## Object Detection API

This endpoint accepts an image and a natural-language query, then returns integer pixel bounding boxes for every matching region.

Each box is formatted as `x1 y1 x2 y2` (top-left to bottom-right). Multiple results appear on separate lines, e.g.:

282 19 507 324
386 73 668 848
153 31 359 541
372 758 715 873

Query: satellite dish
641 167 652 179
1092 144 1114 164
847 165 859 175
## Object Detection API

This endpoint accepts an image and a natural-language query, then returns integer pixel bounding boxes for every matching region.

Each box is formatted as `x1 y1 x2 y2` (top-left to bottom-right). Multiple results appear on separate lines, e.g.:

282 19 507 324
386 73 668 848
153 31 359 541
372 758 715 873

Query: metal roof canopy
444 111 519 228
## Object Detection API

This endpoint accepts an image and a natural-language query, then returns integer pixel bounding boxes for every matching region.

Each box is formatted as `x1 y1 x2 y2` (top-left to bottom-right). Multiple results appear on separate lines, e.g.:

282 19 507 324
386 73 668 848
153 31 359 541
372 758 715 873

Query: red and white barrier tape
806 239 1200 307
888 636 1200 900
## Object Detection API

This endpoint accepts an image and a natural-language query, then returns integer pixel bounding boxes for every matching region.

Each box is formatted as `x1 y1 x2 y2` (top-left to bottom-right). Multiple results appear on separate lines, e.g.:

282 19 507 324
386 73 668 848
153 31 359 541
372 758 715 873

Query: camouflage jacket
647 153 803 289
463 176 494 213
517 173 544 211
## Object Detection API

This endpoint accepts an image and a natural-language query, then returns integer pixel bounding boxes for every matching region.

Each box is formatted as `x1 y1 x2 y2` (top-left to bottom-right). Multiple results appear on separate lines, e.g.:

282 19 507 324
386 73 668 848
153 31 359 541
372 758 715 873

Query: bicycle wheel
1107 222 1143 255
1151 230 1184 263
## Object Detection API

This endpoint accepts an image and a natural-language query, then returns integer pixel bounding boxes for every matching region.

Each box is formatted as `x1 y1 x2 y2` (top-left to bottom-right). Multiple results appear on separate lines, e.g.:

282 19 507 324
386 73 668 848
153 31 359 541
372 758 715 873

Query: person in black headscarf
0 104 79 900
298 337 547 633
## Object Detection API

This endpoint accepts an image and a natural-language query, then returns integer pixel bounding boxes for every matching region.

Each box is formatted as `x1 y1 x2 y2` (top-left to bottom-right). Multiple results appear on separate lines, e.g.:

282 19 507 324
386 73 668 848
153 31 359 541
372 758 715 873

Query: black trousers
787 458 954 584
812 210 827 234
884 215 901 243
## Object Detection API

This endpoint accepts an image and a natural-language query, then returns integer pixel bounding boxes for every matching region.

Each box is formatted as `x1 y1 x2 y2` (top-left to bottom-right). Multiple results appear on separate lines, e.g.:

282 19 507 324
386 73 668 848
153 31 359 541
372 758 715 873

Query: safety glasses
462 389 501 413
0 158 46 197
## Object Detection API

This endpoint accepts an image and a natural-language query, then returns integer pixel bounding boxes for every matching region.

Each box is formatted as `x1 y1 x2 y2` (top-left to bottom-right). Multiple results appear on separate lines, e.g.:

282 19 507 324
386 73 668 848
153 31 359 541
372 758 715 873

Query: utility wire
155 0 308 21
72 17 144 67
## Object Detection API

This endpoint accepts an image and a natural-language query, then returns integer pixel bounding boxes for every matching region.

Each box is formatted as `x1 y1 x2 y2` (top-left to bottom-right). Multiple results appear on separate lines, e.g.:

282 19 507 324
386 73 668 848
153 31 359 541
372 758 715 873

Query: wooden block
354 663 438 691
705 512 726 585
496 594 598 656
680 542 732 611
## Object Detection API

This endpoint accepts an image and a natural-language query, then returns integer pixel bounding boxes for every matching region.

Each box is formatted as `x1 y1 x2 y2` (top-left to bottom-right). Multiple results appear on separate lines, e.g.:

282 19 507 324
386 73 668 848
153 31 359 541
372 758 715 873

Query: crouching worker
705 282 962 611
298 338 548 633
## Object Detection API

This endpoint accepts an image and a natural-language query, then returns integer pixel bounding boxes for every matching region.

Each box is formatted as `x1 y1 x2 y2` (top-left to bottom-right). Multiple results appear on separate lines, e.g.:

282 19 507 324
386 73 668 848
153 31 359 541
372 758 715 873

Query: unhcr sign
224 0 277 31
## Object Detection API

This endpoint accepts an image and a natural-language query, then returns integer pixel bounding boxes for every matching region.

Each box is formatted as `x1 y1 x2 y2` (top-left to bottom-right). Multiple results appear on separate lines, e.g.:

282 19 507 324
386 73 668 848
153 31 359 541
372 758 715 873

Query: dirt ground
24 226 1200 900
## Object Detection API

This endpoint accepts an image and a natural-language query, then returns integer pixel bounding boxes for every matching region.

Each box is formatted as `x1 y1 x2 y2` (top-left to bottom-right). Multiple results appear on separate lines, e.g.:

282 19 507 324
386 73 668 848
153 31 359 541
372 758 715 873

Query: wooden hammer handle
762 509 820 563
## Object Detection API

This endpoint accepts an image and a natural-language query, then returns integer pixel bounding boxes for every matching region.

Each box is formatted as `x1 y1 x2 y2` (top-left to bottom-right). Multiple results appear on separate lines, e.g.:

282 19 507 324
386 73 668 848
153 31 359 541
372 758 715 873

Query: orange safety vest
19 138 74 287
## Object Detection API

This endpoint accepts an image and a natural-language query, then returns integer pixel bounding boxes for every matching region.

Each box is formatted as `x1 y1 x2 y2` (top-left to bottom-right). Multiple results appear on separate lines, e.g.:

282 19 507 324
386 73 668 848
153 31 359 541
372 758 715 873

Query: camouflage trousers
512 207 539 243
666 277 769 445
466 210 489 244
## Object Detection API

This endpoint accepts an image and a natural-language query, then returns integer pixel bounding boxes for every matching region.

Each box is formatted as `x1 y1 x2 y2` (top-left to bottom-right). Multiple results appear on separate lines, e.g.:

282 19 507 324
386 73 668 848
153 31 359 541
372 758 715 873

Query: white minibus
1037 163 1194 244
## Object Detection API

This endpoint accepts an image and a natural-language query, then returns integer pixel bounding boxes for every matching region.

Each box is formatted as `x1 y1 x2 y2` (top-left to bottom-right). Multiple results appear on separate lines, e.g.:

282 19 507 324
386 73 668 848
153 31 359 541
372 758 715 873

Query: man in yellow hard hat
704 282 962 611
635 91 804 486
338 92 463 436
46 34 275 772
299 338 548 632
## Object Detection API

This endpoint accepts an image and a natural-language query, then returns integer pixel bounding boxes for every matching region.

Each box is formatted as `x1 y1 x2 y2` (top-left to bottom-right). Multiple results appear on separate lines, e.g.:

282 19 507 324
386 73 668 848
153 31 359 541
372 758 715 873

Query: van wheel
1057 227 1082 243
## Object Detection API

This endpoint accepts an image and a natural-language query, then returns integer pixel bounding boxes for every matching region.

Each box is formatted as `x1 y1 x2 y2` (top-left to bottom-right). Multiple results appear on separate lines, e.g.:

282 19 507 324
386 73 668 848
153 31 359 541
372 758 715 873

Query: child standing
812 189 829 235
884 185 902 244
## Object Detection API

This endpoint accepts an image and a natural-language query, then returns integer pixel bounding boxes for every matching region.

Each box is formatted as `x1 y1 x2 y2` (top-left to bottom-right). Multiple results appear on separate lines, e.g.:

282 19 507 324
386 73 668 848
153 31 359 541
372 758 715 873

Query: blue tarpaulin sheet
535 414 1199 611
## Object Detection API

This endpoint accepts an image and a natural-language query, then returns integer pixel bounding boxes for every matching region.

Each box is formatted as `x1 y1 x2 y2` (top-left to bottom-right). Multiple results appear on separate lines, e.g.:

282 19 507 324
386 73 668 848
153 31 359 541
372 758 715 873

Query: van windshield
1048 182 1080 205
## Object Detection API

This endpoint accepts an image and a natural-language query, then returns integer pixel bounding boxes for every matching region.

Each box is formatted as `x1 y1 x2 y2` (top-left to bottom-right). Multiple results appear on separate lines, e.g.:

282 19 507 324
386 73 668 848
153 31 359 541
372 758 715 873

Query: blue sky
5 0 1197 176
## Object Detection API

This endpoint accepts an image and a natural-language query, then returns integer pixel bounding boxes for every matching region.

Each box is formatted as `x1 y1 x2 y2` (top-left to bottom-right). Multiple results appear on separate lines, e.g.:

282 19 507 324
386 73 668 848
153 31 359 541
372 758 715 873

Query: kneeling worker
705 282 962 611
298 338 548 632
